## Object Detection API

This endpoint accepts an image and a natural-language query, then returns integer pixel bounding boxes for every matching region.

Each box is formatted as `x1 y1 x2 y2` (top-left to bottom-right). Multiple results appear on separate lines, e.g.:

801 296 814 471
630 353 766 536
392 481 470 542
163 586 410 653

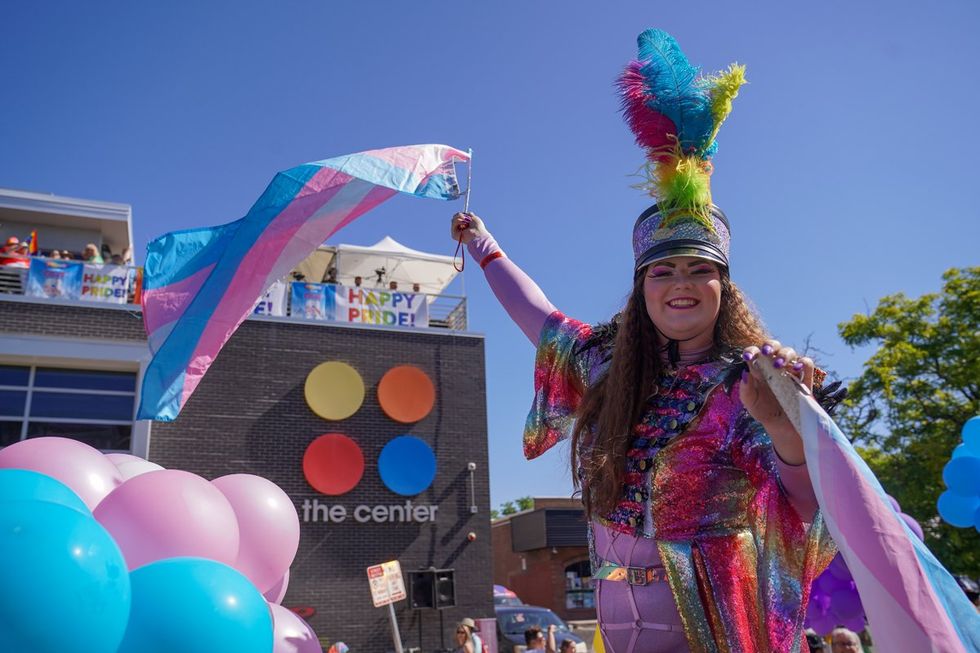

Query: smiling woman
449 28 840 653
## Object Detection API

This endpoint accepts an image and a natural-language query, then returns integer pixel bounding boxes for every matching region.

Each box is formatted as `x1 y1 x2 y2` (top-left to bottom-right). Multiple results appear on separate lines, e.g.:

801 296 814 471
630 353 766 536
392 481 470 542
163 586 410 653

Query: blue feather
636 30 715 154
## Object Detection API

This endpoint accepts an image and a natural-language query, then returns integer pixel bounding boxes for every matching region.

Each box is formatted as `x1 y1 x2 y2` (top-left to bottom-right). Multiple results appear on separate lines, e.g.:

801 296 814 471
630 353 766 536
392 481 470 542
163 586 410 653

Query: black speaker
434 569 456 609
409 570 435 609
408 569 456 609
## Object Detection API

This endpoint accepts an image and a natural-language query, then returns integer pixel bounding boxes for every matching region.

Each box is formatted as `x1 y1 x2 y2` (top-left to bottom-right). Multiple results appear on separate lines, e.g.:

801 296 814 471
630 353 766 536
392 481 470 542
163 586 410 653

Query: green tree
838 267 980 575
516 496 534 511
490 497 535 521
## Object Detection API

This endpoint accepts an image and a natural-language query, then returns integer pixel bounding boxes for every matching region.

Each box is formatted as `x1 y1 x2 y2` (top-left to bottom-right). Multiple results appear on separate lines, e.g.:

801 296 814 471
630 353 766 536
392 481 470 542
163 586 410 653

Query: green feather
705 64 746 149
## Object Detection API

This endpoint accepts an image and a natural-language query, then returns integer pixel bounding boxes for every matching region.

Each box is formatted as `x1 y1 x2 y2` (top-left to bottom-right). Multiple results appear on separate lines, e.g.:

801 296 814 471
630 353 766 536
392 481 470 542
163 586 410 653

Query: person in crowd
412 282 421 293
0 237 28 268
805 629 828 652
354 275 362 287
830 628 861 652
83 243 104 264
524 625 556 652
60 250 74 260
558 637 576 653
110 254 125 265
121 246 134 265
389 280 398 290
453 618 483 653
49 249 62 259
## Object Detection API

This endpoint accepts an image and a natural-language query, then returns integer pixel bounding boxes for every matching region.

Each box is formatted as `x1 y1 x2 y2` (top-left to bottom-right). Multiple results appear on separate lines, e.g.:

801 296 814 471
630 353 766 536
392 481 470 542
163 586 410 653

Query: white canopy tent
332 236 460 296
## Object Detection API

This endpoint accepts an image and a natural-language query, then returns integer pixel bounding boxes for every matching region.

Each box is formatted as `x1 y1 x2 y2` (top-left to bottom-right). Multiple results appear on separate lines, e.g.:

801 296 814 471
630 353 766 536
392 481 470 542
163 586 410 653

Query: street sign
367 560 407 608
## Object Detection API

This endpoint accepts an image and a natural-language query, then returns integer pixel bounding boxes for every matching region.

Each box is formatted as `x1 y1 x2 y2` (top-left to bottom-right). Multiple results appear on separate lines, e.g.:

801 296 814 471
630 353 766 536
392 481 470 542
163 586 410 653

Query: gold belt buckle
626 566 648 586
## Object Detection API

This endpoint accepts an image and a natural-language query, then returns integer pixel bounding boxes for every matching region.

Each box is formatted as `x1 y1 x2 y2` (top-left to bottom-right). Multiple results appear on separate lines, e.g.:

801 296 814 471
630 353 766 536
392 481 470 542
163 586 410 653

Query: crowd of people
0 234 133 268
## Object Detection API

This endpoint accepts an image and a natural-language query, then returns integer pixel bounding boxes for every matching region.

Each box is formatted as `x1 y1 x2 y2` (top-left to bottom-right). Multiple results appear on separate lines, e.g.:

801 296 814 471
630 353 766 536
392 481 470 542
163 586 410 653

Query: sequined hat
632 202 731 273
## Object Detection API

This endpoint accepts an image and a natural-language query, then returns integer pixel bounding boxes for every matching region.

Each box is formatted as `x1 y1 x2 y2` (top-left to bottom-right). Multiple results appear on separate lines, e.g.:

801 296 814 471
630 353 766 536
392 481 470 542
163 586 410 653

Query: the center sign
367 560 407 608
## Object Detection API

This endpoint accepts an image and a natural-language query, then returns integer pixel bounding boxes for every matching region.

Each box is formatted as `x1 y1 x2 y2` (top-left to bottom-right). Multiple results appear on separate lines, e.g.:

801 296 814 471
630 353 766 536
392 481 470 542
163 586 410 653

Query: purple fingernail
741 370 749 382
761 344 774 356
792 361 804 371
742 351 756 362
773 357 786 369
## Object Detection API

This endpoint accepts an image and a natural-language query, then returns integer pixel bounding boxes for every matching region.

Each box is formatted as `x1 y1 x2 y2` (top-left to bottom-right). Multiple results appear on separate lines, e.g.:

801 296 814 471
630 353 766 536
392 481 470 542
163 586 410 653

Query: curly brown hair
571 268 767 518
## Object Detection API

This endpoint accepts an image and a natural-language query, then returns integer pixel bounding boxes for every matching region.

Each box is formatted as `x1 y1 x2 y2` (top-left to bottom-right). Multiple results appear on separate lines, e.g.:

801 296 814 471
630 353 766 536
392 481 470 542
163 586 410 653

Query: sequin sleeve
522 311 602 460
726 403 838 649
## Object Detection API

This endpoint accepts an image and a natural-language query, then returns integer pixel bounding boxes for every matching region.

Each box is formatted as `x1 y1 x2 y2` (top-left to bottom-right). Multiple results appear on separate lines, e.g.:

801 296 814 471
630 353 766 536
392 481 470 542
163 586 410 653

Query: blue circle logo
378 436 436 496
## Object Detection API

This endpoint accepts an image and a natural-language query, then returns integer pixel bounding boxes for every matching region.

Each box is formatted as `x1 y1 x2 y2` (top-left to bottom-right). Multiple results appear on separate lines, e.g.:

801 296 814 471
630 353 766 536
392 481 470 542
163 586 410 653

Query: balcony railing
0 260 467 331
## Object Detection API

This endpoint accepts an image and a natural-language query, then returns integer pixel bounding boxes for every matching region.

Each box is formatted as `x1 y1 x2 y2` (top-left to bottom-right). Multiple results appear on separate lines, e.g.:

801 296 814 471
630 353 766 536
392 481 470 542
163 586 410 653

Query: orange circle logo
377 365 435 423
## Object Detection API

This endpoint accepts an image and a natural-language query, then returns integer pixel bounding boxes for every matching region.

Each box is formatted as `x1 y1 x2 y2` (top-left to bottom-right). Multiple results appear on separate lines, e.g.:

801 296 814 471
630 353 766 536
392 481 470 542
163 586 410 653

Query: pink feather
617 60 677 157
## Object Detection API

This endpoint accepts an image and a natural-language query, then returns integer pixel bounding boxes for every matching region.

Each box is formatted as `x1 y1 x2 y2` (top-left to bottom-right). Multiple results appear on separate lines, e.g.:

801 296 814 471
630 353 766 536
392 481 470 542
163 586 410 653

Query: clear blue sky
2 1 978 507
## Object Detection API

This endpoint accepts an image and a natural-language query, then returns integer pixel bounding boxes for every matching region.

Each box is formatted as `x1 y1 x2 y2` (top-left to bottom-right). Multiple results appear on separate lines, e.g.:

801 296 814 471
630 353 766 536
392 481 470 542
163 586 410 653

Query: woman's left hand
740 340 813 463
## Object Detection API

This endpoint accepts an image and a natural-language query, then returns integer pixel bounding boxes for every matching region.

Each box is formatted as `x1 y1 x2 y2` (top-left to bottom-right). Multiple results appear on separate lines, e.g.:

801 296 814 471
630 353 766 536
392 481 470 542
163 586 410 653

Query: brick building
0 189 494 653
492 498 595 623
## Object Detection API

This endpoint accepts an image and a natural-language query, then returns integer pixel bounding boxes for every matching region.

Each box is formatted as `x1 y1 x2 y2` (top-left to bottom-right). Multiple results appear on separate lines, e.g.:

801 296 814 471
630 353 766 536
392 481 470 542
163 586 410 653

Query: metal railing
0 261 468 331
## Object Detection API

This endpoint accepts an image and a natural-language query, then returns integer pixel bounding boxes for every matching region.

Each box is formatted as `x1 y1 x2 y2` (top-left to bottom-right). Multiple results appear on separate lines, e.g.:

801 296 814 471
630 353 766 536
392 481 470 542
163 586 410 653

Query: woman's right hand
450 212 489 245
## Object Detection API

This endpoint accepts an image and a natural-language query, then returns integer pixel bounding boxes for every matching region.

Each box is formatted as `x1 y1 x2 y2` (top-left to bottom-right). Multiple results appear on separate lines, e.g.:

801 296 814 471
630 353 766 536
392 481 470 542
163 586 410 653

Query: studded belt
594 561 668 585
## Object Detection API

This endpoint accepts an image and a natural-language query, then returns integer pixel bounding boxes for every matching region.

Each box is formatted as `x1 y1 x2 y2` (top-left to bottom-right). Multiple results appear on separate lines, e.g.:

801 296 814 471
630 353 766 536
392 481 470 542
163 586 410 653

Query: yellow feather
706 63 746 147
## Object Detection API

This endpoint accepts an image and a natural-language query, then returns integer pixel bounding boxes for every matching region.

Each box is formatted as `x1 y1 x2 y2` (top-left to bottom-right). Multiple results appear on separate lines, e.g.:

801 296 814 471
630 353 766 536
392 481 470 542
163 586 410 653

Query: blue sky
2 1 978 506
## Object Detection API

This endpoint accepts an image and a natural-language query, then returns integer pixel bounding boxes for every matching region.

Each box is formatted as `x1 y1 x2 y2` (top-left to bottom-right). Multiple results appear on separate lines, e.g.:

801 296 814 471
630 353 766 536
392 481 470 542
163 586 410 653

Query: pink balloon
271 603 323 653
213 474 300 593
93 469 240 570
265 569 290 605
0 436 123 510
900 512 925 541
105 453 164 480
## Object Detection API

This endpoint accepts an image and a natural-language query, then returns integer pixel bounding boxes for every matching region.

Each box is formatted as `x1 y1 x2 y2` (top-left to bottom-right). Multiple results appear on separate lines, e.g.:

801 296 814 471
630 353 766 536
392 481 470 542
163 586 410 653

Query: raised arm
451 212 556 344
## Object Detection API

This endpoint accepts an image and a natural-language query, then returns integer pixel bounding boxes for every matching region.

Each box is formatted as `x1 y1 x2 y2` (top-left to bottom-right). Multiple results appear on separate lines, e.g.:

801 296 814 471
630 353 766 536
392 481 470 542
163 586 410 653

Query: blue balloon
942 457 980 496
117 557 272 653
952 443 975 459
963 416 980 455
0 501 130 653
937 490 980 528
0 469 90 515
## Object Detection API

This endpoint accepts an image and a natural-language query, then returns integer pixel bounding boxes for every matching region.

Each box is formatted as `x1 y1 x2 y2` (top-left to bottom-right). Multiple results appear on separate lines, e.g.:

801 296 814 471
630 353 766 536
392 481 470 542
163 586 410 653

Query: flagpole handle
462 148 473 213
751 355 808 435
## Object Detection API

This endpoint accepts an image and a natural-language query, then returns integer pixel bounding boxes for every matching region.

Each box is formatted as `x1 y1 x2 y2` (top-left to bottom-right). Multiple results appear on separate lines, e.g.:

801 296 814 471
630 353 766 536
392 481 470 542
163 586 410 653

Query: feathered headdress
618 29 745 231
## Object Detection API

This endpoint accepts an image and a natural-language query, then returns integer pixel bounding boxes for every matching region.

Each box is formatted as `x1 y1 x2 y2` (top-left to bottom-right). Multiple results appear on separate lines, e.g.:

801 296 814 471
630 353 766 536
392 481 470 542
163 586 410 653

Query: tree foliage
837 267 980 575
490 496 535 521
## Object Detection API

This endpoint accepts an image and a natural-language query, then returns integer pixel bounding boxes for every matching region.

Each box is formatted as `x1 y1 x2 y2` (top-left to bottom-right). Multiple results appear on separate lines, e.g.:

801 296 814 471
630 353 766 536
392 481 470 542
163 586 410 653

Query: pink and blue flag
137 144 469 421
799 393 980 652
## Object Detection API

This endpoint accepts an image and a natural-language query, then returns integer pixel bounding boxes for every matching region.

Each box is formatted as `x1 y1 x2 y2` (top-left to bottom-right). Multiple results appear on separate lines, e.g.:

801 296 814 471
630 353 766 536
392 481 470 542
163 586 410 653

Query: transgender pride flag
798 393 980 652
137 144 469 421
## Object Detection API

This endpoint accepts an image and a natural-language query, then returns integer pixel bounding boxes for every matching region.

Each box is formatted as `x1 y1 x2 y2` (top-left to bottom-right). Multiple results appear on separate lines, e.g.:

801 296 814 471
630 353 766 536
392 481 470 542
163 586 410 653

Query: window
564 560 595 609
0 364 136 451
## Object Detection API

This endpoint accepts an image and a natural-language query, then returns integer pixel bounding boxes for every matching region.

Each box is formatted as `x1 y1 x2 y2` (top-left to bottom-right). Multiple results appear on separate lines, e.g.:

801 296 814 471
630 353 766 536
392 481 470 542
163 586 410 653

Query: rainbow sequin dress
525 311 837 653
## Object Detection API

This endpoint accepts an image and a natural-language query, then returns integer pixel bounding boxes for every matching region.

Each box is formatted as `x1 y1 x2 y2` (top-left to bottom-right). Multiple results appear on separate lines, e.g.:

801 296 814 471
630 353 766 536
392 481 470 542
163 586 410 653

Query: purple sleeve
774 456 819 523
467 234 556 344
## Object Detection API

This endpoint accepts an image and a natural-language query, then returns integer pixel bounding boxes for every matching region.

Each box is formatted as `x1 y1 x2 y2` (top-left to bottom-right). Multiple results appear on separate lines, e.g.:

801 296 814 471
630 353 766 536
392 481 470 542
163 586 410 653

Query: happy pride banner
288 283 427 328
341 286 428 328
253 280 287 317
80 265 132 304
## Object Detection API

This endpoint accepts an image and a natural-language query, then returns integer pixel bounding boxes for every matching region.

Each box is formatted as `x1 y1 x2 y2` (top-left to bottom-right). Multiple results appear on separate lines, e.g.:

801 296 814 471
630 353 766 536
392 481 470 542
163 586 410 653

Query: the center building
0 188 494 653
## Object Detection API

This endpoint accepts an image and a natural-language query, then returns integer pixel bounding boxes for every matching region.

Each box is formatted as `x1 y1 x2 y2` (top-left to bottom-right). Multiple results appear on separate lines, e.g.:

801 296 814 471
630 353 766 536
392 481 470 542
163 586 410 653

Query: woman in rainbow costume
453 29 980 653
